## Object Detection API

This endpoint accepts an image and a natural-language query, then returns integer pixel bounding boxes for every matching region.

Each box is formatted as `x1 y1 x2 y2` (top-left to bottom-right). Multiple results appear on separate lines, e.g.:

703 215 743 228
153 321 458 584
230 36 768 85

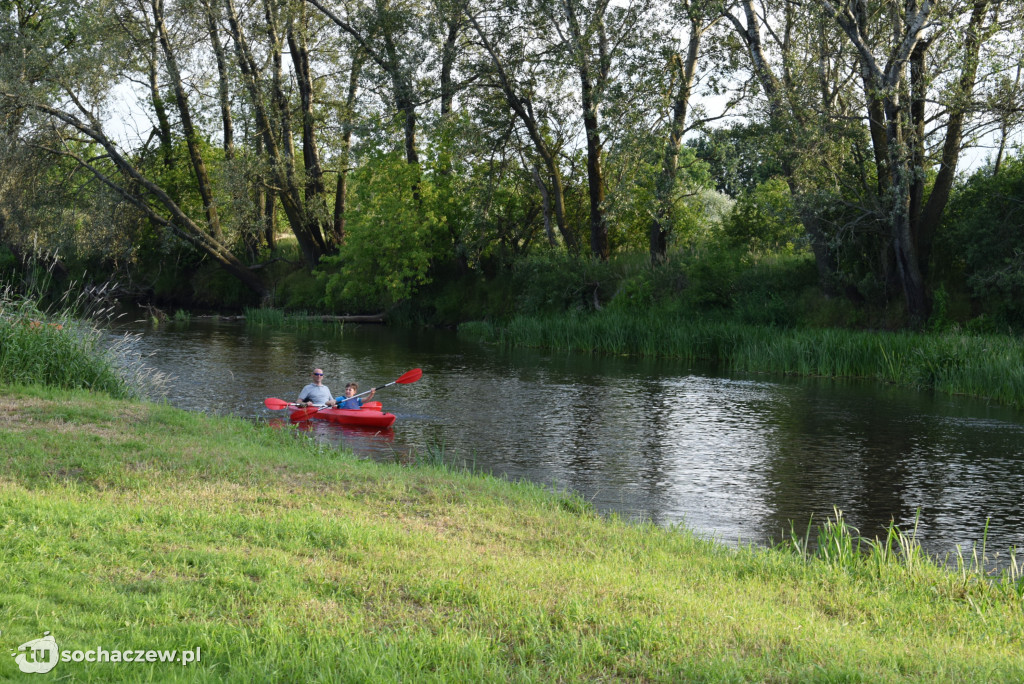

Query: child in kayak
296 368 338 408
337 382 375 409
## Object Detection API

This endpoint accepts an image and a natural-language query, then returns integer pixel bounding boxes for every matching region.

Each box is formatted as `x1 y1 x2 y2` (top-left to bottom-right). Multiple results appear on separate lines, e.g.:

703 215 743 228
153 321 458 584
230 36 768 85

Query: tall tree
821 0 998 322
0 0 273 296
467 4 581 252
725 0 884 296
533 0 652 259
649 0 722 262
332 51 362 245
152 0 224 242
556 0 613 258
222 0 331 267
306 0 427 166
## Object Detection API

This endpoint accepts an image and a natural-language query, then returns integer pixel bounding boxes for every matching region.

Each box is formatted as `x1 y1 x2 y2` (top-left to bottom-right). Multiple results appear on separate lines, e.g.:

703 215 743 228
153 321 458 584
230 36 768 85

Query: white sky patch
103 80 154 151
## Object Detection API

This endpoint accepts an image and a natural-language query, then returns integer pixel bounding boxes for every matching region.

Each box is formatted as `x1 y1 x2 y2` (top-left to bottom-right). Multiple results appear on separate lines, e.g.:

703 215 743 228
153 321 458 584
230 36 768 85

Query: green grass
1 384 1022 682
480 311 1024 408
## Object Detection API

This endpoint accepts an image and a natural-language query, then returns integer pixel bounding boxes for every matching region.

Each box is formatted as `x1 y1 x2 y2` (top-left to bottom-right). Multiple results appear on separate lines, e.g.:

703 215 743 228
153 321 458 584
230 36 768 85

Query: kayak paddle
264 397 299 410
335 368 423 402
263 398 325 421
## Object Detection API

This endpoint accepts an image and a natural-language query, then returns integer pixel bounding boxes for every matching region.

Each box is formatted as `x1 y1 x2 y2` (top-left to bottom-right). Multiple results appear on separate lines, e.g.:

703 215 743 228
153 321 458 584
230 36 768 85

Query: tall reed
485 312 1024 408
0 288 161 399
244 306 345 334
786 508 1023 598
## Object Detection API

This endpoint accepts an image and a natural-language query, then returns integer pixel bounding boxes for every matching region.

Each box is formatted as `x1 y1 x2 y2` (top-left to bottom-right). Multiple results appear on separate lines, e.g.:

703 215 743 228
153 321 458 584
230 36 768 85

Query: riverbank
1 385 1021 681
461 312 1024 409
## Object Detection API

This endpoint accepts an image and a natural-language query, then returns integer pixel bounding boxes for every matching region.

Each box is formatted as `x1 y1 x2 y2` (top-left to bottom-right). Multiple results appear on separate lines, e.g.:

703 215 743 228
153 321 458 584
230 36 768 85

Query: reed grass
481 312 1024 408
243 306 345 334
1 387 1022 681
0 289 153 399
787 508 1023 601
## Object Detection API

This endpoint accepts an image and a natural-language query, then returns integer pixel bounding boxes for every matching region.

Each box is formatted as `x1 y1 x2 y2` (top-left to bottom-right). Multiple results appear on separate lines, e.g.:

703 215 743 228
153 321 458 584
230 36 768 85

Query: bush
319 150 446 312
190 261 258 310
508 252 624 315
723 177 805 253
277 270 326 312
0 245 19 286
0 291 133 397
938 153 1024 327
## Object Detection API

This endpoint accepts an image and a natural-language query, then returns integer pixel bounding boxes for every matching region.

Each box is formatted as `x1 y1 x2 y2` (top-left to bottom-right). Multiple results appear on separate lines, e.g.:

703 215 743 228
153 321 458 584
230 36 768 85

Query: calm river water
117 317 1024 565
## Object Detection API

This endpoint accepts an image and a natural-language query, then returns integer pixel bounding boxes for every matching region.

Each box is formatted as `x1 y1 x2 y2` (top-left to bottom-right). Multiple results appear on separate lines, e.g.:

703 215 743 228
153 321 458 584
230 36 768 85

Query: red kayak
289 401 396 428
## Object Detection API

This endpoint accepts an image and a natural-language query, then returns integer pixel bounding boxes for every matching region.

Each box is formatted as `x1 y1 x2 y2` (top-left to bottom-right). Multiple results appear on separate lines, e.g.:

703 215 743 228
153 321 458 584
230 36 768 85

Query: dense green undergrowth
0 384 1022 682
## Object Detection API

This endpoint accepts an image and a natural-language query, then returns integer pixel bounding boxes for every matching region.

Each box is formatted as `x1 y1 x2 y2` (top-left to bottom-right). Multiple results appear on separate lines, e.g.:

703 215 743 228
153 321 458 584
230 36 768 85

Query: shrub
319 151 446 313
723 177 806 253
0 291 134 397
938 153 1024 327
277 270 327 312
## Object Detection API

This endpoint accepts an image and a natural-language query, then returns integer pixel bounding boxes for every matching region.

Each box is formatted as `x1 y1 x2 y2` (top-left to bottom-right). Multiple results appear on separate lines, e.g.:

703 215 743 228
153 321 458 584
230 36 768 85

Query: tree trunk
651 24 701 263
564 0 609 259
153 0 223 241
288 18 325 203
532 166 557 247
145 43 173 167
440 17 460 117
224 0 325 268
884 97 929 323
915 0 990 279
332 57 361 246
468 14 579 253
581 88 608 259
203 0 234 158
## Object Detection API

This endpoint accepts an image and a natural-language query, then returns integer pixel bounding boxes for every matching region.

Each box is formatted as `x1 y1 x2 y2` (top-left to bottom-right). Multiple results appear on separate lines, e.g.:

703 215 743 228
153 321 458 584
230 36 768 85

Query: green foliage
507 251 622 315
276 269 327 311
938 154 1024 327
189 261 258 310
319 151 445 312
0 245 20 286
605 141 720 252
732 253 819 327
723 177 806 253
690 123 787 197
606 258 688 313
416 272 495 325
674 248 743 310
422 248 819 326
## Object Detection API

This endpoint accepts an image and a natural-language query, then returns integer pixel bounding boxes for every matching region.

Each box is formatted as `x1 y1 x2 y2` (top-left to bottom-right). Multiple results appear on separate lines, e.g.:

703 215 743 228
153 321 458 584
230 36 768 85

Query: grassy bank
1 385 1022 682
462 312 1024 409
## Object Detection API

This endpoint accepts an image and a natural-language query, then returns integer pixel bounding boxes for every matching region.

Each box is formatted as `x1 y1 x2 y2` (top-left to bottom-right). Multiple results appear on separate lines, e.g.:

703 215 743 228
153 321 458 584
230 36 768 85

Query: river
116 316 1024 567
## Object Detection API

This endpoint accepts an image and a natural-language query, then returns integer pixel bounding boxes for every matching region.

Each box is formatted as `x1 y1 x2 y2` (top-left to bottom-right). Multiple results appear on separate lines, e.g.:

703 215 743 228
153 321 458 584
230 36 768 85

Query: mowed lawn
1 385 1022 682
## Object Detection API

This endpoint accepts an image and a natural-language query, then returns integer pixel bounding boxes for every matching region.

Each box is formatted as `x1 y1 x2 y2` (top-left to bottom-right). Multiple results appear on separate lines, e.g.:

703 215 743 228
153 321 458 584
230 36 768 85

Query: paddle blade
395 368 422 384
264 397 293 410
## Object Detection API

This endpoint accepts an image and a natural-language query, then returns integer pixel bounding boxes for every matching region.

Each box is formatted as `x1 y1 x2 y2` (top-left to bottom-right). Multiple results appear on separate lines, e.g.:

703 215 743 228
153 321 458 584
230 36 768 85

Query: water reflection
117 318 1024 564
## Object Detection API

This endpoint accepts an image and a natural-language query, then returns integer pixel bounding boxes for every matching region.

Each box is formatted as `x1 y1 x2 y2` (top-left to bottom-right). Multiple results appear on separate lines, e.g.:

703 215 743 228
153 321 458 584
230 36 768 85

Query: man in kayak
337 382 375 409
296 369 338 408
